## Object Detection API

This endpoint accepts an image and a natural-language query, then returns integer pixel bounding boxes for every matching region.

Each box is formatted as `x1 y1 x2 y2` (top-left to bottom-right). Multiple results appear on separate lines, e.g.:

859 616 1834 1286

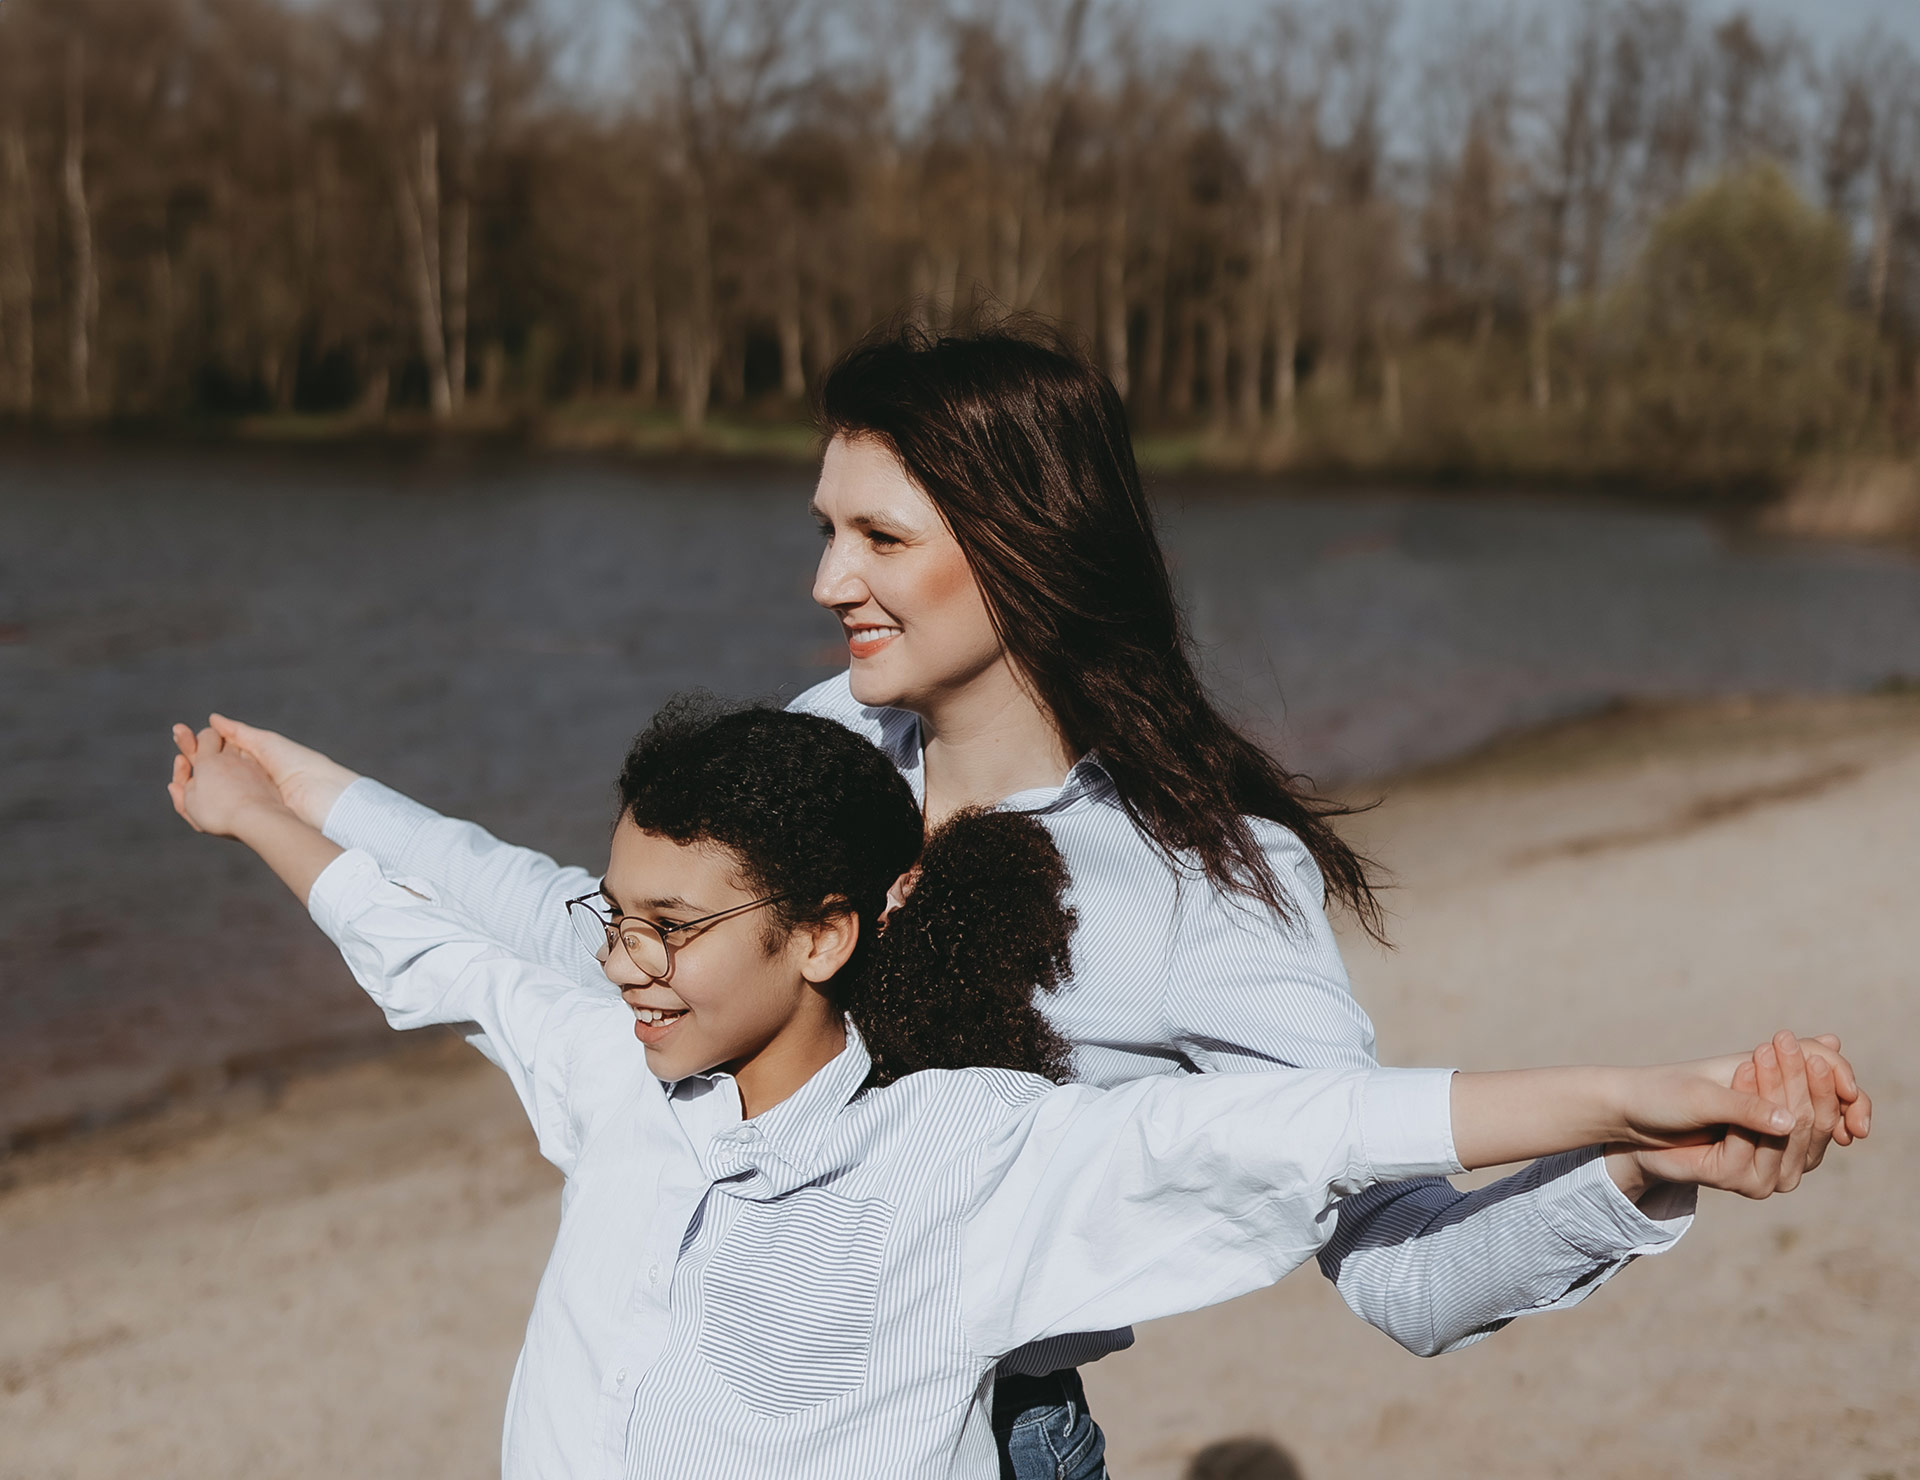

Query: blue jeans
993 1369 1108 1480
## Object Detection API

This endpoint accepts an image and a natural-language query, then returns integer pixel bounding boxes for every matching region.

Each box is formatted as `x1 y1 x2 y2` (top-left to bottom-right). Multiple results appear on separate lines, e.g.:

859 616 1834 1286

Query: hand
169 722 291 839
1607 1032 1871 1202
206 714 360 829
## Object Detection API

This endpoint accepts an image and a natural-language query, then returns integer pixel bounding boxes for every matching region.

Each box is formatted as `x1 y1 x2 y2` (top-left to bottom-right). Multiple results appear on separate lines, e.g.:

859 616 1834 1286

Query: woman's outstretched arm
1161 821 1868 1355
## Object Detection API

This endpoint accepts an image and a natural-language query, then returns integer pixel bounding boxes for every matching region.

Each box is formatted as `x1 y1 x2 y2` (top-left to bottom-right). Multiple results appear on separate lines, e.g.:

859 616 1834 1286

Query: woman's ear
797 907 861 985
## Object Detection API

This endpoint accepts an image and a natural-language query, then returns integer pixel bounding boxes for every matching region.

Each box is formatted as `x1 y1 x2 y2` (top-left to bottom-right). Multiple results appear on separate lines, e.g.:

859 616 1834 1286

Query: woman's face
810 434 1005 715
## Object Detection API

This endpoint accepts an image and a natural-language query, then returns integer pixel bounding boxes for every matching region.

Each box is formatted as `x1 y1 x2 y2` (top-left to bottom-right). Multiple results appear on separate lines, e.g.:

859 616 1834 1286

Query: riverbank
6 409 1915 529
4 692 1914 1479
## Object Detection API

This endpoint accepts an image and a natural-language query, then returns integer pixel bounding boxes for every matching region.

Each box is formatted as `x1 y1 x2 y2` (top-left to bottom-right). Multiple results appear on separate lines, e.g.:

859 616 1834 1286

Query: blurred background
2 2 1918 1479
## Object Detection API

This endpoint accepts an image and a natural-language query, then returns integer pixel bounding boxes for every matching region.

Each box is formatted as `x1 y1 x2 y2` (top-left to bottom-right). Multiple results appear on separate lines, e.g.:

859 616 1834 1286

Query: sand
4 694 1916 1480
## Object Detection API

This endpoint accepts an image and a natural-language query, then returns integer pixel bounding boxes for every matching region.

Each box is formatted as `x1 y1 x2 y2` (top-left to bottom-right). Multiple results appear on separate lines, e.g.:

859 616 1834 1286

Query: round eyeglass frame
564 888 792 985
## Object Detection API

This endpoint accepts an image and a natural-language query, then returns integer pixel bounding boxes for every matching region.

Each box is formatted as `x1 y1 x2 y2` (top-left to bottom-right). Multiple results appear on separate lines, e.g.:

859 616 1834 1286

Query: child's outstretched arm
1451 1050 1801 1185
169 723 343 900
960 1035 1834 1359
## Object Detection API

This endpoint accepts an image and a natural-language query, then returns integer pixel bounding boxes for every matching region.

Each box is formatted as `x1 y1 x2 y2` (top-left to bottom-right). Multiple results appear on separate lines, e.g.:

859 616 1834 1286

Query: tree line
1 0 1916 480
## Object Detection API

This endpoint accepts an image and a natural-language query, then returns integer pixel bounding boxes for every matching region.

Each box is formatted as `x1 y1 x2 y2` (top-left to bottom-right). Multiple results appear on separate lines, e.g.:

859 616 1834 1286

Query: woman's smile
844 621 902 659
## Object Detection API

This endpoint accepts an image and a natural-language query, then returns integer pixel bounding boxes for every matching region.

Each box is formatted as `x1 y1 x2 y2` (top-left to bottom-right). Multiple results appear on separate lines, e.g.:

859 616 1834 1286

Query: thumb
208 713 252 746
1704 1082 1795 1139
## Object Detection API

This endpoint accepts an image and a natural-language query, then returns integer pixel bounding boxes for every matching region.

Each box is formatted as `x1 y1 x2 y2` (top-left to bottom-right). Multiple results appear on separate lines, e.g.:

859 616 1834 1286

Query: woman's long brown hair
818 320 1385 942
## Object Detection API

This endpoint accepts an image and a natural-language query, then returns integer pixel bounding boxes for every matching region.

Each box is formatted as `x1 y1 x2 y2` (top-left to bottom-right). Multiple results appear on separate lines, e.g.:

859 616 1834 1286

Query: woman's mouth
845 624 901 659
630 1003 689 1045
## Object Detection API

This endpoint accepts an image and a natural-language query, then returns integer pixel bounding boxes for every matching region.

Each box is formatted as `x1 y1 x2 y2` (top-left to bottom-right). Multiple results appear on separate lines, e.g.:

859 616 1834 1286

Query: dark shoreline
0 413 1803 515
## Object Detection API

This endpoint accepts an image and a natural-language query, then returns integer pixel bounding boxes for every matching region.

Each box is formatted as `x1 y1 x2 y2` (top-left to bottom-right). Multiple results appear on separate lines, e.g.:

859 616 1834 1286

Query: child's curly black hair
618 694 1075 1088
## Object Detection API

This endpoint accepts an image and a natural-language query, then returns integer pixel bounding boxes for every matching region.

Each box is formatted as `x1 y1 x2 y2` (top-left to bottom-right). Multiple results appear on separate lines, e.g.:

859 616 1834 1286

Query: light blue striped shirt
320 669 1693 1377
308 847 1463 1480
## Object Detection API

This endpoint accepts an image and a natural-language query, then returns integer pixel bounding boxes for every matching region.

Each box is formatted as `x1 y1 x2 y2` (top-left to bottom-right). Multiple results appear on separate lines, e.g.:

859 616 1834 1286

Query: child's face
598 817 829 1085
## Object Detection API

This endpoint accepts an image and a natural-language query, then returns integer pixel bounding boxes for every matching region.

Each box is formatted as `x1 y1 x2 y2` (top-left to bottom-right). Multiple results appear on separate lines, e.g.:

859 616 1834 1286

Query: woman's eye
814 522 833 542
868 530 901 548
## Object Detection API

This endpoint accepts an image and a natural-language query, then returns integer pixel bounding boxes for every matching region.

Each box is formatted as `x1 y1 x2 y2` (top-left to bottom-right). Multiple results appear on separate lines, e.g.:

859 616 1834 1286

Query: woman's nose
812 538 867 610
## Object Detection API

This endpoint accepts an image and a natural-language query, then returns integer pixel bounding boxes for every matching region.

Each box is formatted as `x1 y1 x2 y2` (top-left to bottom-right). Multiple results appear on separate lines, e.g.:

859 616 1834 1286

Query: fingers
1708 1063 1796 1143
1794 1036 1867 1145
168 752 202 832
1770 1030 1814 1192
209 713 259 755
1746 1042 1789 1191
1843 1086 1872 1143
196 724 225 757
1803 1052 1839 1173
173 722 198 759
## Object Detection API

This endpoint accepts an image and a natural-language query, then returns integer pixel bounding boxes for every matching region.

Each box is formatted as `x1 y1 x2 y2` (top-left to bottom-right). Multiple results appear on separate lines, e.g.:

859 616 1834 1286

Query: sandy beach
4 693 1915 1480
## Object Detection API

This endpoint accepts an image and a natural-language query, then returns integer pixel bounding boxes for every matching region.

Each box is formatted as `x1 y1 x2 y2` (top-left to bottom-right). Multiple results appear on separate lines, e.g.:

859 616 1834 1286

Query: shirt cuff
1528 1145 1698 1257
322 777 443 861
306 847 388 936
1360 1068 1465 1180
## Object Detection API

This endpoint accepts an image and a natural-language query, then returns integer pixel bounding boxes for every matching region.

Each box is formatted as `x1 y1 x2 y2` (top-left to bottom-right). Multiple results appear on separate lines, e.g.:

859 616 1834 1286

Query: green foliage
1598 162 1875 478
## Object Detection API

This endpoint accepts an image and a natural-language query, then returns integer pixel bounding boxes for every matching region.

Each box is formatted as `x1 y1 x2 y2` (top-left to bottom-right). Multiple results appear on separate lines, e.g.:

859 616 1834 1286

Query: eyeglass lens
567 901 671 979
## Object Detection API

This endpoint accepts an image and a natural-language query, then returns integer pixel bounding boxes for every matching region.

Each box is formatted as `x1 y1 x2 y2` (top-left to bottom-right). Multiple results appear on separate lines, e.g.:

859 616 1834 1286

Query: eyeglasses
565 887 791 985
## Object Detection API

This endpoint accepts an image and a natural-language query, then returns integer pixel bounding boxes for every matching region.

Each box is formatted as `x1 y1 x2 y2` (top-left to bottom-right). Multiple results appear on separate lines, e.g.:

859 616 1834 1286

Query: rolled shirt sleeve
959 1066 1462 1362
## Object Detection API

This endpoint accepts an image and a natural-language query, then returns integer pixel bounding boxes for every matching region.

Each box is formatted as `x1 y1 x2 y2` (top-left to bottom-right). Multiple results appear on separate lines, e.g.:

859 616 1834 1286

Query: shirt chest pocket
699 1189 895 1417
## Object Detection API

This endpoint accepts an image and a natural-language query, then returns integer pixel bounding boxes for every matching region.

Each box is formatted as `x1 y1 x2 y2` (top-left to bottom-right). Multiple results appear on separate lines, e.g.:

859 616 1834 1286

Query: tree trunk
634 278 659 406
63 38 96 415
1204 303 1229 431
777 218 804 401
1267 195 1307 437
675 181 713 431
1136 269 1165 416
1527 306 1551 411
445 193 469 412
1099 208 1129 401
1866 191 1890 330
1 124 32 413
392 123 452 419
1166 302 1196 419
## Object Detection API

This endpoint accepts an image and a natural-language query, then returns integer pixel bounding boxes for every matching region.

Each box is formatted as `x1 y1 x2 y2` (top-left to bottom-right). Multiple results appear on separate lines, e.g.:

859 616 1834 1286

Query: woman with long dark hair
214 322 1867 1479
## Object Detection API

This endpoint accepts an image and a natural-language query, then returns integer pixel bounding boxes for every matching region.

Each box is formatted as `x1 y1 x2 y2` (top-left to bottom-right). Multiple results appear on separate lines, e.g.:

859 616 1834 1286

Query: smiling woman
810 434 1074 823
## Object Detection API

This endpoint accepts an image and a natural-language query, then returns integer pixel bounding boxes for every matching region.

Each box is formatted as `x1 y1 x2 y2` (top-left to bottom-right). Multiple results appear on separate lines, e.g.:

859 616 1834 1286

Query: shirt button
736 1125 759 1143
648 1263 662 1285
614 1367 628 1385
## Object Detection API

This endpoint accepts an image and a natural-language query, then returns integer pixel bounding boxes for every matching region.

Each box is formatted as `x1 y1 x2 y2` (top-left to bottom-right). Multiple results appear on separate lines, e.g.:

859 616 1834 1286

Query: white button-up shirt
308 847 1461 1480
322 670 1693 1370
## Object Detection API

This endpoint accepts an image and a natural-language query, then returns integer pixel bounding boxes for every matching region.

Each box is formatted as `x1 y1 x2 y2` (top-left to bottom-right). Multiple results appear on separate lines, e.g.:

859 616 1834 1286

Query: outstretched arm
964 1041 1814 1362
167 722 631 1173
1162 826 1870 1354
209 715 598 981
168 723 342 899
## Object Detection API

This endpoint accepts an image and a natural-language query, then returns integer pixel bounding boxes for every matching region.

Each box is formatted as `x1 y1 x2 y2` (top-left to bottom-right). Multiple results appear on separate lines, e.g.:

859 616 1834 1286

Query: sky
1157 0 1920 50
557 0 1920 108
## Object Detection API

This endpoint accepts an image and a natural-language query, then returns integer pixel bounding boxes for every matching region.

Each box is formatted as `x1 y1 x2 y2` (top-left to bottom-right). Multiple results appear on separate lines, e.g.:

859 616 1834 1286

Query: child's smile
622 990 690 1045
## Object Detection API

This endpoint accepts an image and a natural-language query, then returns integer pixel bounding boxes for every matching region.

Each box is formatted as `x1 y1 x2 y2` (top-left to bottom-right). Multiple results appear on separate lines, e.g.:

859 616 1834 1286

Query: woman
216 324 1867 1479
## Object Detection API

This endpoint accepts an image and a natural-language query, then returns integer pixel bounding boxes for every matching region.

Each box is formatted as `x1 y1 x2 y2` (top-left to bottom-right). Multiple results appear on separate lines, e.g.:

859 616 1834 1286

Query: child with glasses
168 698 1836 1480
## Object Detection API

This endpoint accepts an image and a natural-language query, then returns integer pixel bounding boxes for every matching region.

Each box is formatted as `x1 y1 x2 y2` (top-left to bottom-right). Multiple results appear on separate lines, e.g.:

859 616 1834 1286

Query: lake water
4 442 1918 1147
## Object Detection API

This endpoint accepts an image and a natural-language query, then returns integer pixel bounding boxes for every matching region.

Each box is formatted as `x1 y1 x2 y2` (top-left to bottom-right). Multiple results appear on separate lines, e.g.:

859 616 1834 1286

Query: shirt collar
697 1025 873 1198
